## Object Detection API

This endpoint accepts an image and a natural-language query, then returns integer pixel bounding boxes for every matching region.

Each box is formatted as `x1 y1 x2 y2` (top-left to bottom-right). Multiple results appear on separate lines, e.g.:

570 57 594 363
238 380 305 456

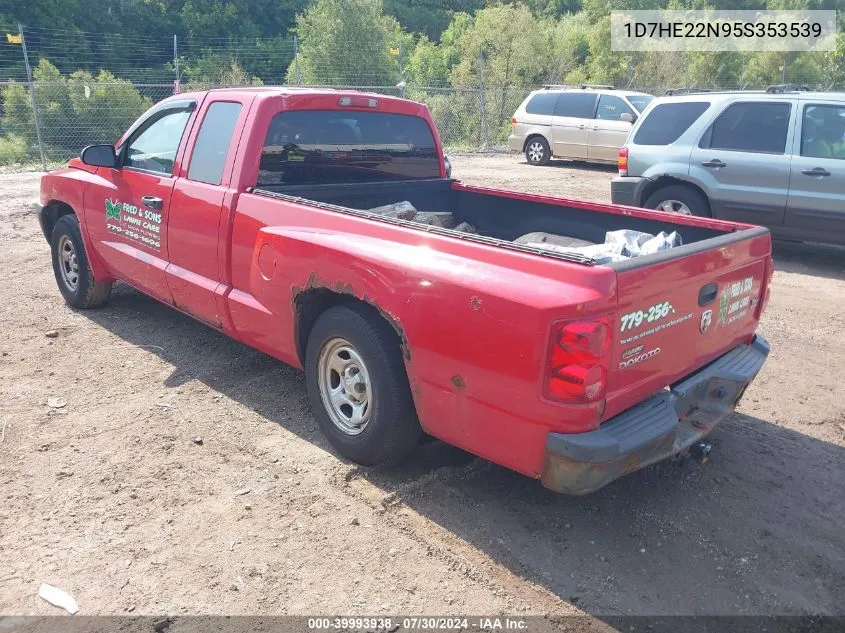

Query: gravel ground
0 155 843 621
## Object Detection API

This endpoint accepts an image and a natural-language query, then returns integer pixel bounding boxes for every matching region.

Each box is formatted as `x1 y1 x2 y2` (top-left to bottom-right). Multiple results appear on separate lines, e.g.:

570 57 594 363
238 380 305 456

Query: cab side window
124 109 192 175
801 104 845 160
596 95 634 121
187 102 243 185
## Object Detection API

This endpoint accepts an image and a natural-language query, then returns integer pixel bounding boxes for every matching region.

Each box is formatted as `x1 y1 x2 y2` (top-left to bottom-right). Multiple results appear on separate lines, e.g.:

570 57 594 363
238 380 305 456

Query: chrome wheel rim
317 337 372 435
527 141 545 163
655 199 692 215
57 235 80 291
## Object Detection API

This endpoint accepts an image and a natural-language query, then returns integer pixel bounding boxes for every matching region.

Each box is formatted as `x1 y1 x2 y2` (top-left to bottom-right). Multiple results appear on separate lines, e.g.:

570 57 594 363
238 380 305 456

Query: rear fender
240 226 616 478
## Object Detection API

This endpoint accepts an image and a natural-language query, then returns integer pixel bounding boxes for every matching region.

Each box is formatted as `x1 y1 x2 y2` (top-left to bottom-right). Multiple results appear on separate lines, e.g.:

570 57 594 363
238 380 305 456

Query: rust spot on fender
292 272 412 362
451 375 465 390
470 296 482 311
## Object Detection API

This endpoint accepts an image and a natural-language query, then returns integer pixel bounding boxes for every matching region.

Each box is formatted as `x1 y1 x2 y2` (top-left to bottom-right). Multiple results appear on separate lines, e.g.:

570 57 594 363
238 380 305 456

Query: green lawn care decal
105 199 121 220
105 197 162 251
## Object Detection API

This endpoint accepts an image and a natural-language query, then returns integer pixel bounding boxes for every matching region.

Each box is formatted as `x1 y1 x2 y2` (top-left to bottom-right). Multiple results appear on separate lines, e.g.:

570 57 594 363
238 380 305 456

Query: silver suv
611 86 845 245
509 86 654 165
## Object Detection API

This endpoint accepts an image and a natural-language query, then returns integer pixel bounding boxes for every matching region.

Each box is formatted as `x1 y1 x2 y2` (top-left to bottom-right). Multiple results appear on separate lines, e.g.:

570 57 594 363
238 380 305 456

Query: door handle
141 195 163 210
592 125 599 130
578 124 585 129
701 159 726 168
801 167 831 177
699 282 718 306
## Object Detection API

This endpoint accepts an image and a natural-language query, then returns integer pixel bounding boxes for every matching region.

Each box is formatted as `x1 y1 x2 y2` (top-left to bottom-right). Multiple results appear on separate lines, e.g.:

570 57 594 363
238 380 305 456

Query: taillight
618 147 629 177
511 117 517 126
757 255 775 317
544 319 610 403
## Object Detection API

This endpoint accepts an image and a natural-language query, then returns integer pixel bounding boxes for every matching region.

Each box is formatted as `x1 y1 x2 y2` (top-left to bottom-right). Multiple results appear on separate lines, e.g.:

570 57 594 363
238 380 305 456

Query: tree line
1 0 843 163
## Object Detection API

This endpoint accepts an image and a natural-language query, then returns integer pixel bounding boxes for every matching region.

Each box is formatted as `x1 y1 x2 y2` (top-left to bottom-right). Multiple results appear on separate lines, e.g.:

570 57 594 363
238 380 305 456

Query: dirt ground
1 154 843 622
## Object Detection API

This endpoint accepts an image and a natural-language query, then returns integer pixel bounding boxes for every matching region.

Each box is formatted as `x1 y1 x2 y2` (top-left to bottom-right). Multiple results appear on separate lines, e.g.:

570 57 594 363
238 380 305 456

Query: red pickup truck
37 88 772 494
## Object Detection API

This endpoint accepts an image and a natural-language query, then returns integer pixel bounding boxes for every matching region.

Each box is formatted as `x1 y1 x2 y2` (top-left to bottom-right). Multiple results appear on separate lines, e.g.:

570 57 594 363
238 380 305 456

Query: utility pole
19 24 47 171
173 35 180 94
478 47 489 151
294 35 302 85
399 43 405 98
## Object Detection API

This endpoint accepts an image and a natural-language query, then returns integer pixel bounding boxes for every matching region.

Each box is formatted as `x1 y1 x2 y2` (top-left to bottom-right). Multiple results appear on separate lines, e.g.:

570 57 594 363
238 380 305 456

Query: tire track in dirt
328 461 615 631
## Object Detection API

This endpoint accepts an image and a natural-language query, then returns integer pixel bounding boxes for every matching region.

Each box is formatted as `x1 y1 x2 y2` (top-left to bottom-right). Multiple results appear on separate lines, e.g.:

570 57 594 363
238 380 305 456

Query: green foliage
0 134 31 163
3 0 845 162
293 0 406 85
406 36 449 87
182 54 264 88
1 83 34 139
67 70 152 144
1 59 151 159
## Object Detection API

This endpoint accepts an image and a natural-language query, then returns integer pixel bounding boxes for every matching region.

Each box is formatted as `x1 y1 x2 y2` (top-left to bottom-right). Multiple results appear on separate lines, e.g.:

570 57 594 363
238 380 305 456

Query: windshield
625 94 654 114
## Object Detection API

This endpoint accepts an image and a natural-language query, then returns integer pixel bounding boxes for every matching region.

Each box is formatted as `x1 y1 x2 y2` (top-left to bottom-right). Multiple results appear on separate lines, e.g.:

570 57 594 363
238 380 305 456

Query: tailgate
603 228 772 420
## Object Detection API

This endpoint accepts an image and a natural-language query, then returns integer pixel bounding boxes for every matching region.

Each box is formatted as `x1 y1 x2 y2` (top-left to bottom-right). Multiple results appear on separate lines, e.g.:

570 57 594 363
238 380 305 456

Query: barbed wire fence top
0 23 841 169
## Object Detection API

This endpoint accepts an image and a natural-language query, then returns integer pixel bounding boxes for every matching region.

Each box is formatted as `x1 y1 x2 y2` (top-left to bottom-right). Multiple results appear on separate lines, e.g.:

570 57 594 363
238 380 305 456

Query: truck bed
255 178 753 268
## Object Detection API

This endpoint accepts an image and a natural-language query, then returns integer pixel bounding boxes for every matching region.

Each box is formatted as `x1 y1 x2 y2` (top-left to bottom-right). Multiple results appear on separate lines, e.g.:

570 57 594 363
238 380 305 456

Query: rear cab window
633 101 710 145
257 110 441 186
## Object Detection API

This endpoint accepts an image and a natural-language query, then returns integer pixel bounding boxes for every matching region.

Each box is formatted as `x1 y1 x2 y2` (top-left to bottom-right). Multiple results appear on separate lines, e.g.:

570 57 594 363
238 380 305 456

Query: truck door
785 101 845 236
550 93 597 160
165 98 250 327
83 100 196 302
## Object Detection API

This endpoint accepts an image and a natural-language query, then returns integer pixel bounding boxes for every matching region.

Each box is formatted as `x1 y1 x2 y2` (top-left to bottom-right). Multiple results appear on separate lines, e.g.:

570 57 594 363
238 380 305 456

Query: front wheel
525 136 551 166
305 304 422 466
644 185 710 217
50 214 112 309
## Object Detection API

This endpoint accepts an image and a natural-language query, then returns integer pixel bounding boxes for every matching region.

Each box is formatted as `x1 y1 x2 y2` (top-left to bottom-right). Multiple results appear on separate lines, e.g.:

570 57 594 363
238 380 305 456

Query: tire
644 184 711 217
305 303 422 466
50 214 112 309
524 136 551 166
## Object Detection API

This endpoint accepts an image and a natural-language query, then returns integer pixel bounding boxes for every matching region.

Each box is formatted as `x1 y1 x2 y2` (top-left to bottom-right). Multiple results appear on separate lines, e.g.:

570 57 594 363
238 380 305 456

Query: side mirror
620 112 635 124
444 156 452 178
81 144 118 168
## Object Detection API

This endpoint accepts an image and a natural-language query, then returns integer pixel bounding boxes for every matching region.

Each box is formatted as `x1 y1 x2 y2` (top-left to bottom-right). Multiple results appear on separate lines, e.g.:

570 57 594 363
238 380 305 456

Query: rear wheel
305 304 422 466
50 214 112 309
644 185 710 217
525 136 551 166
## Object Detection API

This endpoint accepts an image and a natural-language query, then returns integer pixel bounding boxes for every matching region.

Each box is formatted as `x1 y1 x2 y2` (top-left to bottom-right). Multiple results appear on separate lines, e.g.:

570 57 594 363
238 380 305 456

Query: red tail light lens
544 319 611 403
511 117 517 126
618 147 629 177
757 255 775 317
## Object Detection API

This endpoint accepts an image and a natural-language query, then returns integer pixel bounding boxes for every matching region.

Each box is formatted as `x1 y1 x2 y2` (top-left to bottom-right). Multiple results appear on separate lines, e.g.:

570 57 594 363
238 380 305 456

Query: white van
509 86 654 166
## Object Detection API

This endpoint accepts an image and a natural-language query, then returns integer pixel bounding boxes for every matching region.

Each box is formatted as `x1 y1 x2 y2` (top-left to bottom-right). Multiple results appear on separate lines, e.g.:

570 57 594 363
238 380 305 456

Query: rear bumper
542 335 770 495
507 134 524 152
610 176 649 208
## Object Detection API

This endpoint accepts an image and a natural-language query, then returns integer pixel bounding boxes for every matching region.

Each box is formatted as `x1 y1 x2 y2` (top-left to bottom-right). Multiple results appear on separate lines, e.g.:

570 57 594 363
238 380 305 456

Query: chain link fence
0 78 536 168
2 22 842 169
